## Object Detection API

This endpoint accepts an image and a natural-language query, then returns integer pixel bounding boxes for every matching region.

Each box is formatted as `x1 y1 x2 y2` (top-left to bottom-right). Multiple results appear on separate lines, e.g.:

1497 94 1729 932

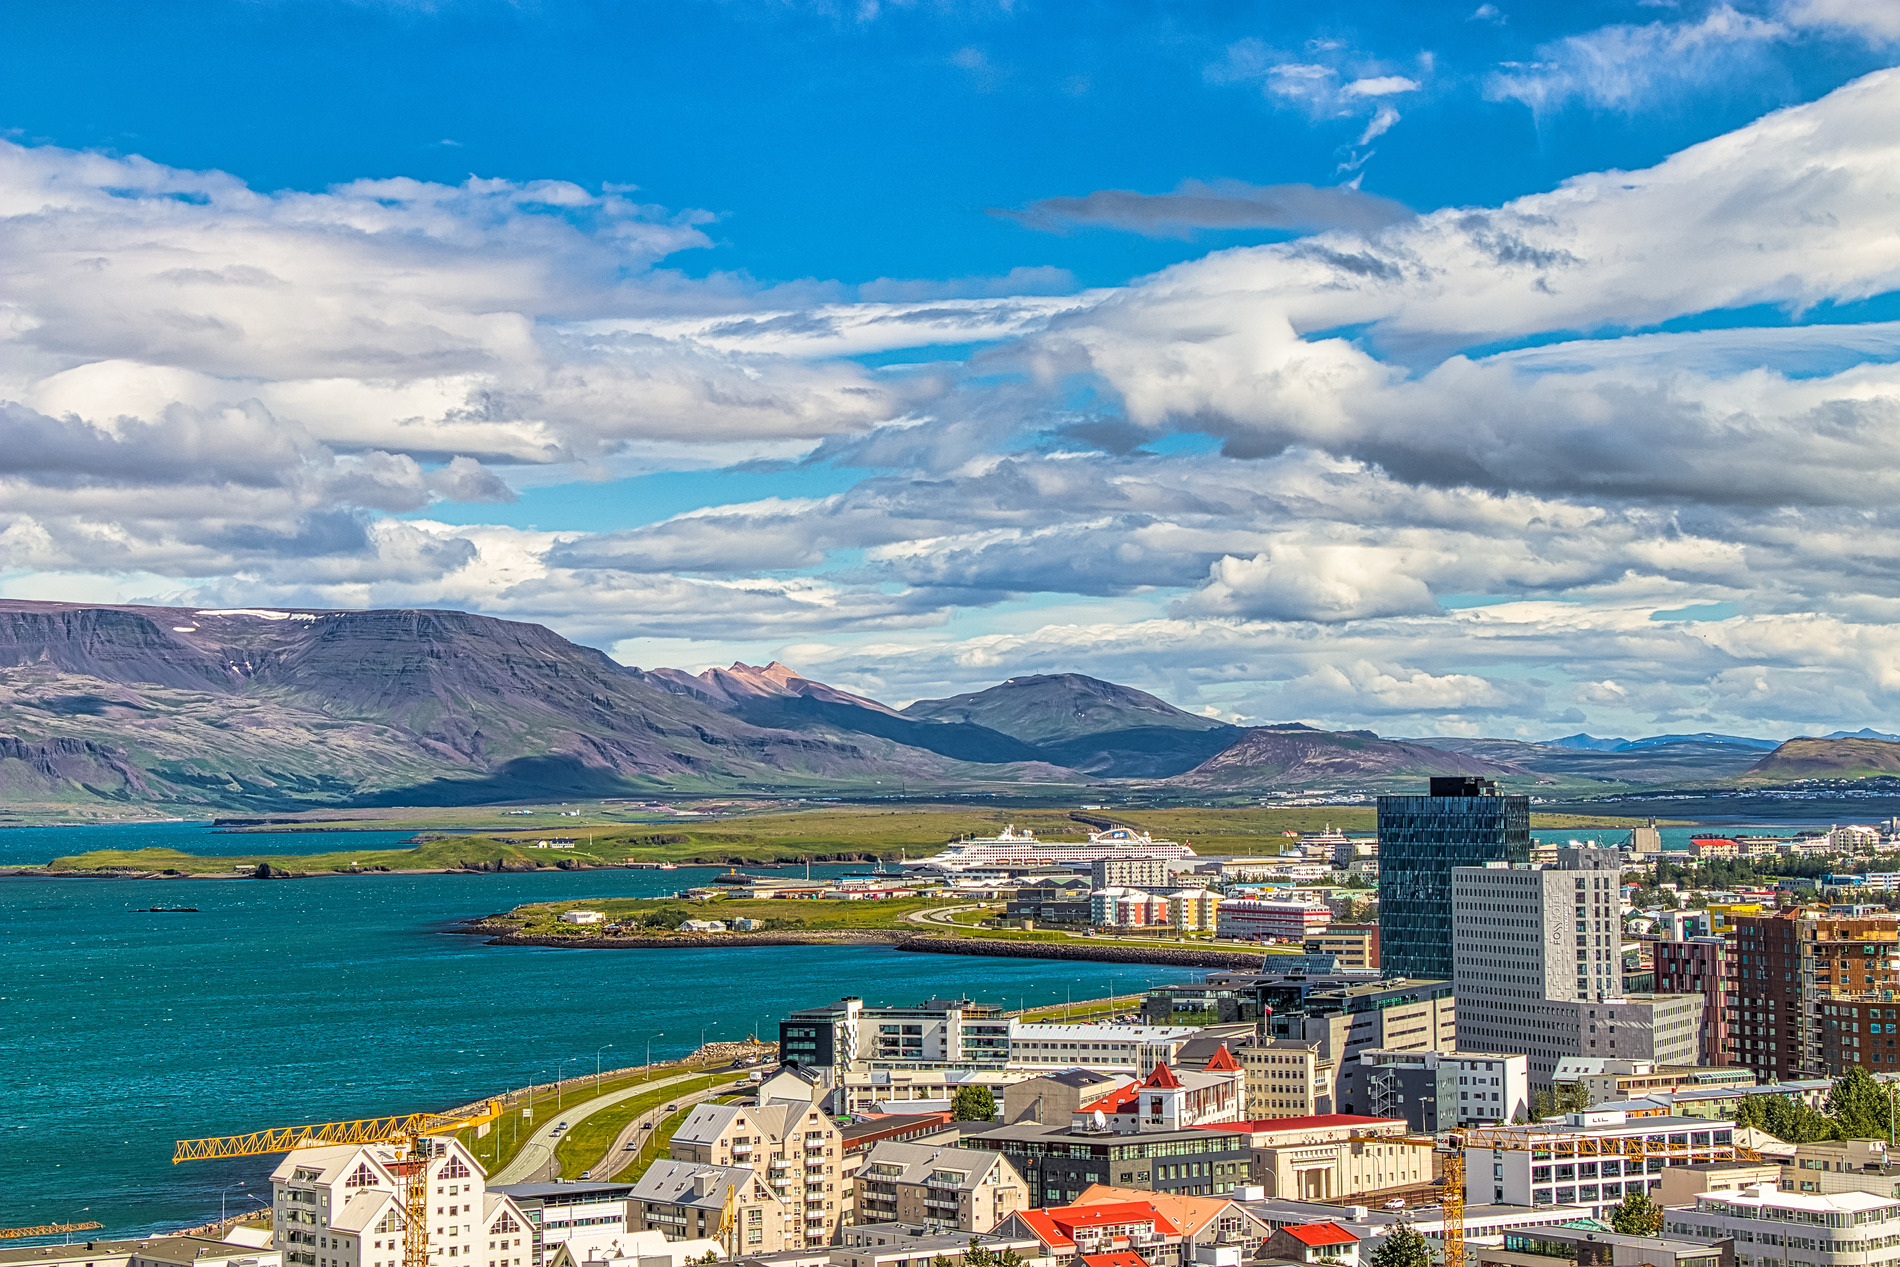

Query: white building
1008 1022 1201 1072
270 1138 528 1267
1454 851 1703 1085
1462 1111 1745 1215
1665 1184 1900 1267
559 911 605 925
1217 900 1332 942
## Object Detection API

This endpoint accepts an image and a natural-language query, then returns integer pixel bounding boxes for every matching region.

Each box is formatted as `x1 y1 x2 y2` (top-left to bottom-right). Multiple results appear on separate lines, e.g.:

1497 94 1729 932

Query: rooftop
0 1240 267 1267
1199 1114 1407 1135
1280 1224 1359 1247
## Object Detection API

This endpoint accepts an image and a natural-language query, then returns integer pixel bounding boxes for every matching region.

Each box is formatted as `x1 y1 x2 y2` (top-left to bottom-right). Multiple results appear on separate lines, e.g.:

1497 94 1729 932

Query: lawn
498 893 951 937
459 1059 730 1176
552 1072 747 1178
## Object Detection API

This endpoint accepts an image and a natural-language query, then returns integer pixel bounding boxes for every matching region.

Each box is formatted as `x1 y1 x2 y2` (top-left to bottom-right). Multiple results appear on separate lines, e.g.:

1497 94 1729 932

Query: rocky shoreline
457 919 1272 968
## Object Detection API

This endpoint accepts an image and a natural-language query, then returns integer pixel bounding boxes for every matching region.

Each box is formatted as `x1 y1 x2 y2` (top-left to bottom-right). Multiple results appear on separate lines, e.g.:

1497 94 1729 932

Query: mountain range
0 599 1893 812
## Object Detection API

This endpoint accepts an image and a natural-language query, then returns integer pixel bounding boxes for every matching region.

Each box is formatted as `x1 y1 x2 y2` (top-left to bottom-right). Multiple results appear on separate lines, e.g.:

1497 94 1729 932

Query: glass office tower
1377 777 1531 980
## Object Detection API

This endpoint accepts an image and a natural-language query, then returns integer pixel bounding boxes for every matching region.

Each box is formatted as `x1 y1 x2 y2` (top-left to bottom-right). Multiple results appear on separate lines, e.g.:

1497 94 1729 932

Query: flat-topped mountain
1745 736 1900 780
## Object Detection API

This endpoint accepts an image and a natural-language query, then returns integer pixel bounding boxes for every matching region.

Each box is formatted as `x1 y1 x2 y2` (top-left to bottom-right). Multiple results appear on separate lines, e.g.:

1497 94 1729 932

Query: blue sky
4 0 1900 737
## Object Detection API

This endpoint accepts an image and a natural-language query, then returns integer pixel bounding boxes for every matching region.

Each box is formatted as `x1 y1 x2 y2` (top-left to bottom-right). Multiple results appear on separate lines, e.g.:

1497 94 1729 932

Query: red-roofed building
999 1201 1186 1267
1264 1223 1361 1267
1073 1062 1243 1134
1203 1046 1240 1073
1080 1253 1149 1267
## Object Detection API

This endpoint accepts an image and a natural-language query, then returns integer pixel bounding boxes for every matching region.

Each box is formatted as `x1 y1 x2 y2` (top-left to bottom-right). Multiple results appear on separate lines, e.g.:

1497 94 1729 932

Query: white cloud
1486 5 1789 114
1778 0 1900 41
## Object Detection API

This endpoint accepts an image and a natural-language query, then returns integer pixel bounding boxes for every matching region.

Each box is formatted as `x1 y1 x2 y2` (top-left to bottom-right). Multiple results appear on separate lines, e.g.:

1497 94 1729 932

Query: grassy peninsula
32 802 1664 875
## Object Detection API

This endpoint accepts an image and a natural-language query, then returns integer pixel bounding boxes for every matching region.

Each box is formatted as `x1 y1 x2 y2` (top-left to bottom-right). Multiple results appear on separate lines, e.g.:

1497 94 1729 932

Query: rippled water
2 824 1152 1237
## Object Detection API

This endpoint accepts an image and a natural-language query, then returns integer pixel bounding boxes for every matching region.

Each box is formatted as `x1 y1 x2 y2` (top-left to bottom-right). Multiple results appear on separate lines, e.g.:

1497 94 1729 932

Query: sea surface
1 824 1157 1238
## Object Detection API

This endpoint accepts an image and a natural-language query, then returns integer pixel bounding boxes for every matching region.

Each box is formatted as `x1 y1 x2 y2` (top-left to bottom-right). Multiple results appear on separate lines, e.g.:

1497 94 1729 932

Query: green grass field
459 1059 731 1176
552 1073 747 1178
41 802 1671 874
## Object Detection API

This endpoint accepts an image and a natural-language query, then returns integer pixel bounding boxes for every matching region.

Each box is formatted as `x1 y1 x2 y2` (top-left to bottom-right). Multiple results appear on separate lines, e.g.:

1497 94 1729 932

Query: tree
1761 1093 1841 1144
1610 1191 1664 1237
1732 1095 1767 1133
1368 1224 1432 1267
1826 1065 1893 1140
963 1240 1025 1267
951 1085 997 1121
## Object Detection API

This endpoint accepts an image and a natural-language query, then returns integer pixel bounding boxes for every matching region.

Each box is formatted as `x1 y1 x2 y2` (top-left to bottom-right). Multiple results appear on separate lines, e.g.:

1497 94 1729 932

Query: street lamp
221 1183 248 1226
596 1043 614 1094
557 1059 576 1109
646 1031 665 1080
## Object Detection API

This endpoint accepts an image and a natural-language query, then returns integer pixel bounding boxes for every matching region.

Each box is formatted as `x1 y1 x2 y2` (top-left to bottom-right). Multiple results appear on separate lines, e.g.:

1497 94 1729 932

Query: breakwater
463 920 1271 968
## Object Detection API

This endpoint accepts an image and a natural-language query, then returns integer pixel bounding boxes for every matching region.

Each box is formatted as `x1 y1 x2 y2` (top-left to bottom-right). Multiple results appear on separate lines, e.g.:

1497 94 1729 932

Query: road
487 1069 730 1185
590 1079 734 1182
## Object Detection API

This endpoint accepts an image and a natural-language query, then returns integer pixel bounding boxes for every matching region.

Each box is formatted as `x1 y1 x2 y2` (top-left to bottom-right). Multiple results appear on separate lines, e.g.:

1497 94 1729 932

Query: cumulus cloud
20 70 1900 738
994 179 1414 238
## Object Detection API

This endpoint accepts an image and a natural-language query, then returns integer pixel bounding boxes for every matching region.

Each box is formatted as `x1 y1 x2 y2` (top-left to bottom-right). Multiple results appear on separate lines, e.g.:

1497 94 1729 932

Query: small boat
142 906 201 913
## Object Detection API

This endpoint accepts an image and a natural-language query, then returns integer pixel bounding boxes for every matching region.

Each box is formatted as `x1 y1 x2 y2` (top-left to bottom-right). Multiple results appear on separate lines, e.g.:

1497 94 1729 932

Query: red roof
1014 1202 1183 1249
1197 1113 1405 1134
1203 1045 1240 1072
1143 1062 1183 1089
1081 1255 1147 1267
1281 1224 1359 1248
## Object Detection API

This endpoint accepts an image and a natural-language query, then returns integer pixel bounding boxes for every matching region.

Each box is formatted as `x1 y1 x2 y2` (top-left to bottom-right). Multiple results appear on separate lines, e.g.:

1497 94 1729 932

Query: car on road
579 1170 591 1179
1385 1200 1405 1210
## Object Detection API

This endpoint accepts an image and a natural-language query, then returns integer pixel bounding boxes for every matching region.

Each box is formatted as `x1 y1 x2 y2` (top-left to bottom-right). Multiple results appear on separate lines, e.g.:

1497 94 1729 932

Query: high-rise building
1653 935 1733 1065
1730 908 1900 1078
1377 777 1530 980
1453 850 1702 1085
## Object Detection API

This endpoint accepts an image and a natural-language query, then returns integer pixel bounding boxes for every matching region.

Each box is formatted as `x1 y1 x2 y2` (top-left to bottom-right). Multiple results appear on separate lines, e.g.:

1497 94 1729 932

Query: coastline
456 918 1277 968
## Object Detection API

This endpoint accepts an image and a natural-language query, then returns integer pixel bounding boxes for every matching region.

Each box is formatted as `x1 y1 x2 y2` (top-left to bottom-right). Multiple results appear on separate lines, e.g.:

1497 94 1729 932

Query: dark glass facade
1377 779 1529 980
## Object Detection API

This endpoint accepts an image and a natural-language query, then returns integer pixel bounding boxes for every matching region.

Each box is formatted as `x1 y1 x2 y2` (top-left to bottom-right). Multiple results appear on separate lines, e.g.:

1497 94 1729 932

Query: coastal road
904 903 987 927
589 1079 735 1180
488 1069 724 1185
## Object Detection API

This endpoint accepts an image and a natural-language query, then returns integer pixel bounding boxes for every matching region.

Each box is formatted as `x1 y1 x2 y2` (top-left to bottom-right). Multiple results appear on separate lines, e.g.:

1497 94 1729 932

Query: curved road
488 1069 731 1185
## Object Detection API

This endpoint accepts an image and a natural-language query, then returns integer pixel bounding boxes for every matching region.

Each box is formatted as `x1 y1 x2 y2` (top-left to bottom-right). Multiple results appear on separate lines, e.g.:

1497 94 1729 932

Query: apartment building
268 1139 530 1267
780 998 1011 1072
1358 1050 1529 1130
958 1122 1253 1206
1074 1059 1246 1134
1729 910 1900 1079
1235 1037 1334 1119
1217 900 1332 942
1256 978 1457 1115
488 1180 637 1267
851 1141 1028 1232
668 1100 847 1246
623 1162 787 1254
999 1201 1187 1267
1168 890 1223 932
1304 926 1379 973
1654 937 1736 1066
1665 1186 1900 1267
1069 1187 1271 1260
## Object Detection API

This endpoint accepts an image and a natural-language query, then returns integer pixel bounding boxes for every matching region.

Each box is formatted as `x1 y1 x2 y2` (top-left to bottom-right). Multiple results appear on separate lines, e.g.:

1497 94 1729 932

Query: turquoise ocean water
1 824 1155 1237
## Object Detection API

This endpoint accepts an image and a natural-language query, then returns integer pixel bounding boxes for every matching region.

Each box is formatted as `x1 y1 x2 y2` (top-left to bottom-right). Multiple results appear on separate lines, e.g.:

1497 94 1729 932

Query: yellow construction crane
174 1101 504 1267
1440 1136 1466 1267
0 1223 104 1241
714 1182 738 1253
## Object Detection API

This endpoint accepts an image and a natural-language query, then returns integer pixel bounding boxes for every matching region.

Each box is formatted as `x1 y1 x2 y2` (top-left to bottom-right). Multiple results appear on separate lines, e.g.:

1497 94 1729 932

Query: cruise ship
904 824 1196 873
